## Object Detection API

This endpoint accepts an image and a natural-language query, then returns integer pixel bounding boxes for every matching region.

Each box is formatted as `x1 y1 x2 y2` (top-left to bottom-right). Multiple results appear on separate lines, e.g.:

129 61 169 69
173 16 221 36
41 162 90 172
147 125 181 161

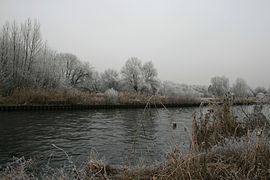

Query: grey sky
1 0 270 88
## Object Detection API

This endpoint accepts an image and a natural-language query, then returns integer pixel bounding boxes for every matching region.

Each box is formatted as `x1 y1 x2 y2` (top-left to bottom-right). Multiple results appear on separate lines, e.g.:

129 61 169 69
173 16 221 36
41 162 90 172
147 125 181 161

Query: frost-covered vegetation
0 19 159 96
1 19 269 105
1 97 270 179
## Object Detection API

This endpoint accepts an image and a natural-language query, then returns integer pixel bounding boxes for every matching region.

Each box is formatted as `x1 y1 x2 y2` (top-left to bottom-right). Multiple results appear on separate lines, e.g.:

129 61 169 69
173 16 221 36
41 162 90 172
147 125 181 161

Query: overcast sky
1 0 270 88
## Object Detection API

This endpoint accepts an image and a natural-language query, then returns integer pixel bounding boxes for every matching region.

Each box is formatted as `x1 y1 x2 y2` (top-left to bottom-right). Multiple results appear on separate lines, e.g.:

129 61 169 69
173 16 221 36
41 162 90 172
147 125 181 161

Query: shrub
104 88 119 104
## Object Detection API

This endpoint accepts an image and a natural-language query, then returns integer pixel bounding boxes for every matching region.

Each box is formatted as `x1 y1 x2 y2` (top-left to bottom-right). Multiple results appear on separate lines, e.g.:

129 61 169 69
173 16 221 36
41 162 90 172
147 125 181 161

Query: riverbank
0 103 201 111
0 100 257 111
0 88 200 105
0 88 259 111
1 97 269 179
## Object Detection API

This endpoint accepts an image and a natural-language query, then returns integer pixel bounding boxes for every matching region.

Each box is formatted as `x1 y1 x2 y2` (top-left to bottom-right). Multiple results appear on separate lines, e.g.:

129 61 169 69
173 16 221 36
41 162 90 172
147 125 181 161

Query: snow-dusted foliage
255 86 268 95
208 76 230 97
104 88 119 104
100 69 119 91
0 19 43 94
83 71 102 93
121 57 143 93
1 19 267 98
56 53 92 88
231 78 250 97
104 88 118 97
120 57 160 94
0 19 94 95
141 61 160 94
160 81 207 97
32 45 62 88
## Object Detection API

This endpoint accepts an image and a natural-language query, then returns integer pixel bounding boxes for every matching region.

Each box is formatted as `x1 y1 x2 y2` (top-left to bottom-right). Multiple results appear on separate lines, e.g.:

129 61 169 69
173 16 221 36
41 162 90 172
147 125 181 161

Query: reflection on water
0 105 269 168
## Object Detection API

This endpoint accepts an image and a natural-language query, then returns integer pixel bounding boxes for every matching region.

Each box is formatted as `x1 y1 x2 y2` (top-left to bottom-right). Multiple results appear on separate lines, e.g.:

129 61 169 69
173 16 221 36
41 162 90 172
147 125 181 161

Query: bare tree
208 76 230 97
255 86 267 95
141 61 159 94
21 19 42 72
71 62 92 87
101 69 119 91
57 53 91 88
84 70 102 92
121 57 142 93
10 21 22 81
0 22 10 79
0 22 12 94
232 78 249 97
28 20 42 71
1 19 165 97
0 19 98 95
33 44 61 88
160 81 205 97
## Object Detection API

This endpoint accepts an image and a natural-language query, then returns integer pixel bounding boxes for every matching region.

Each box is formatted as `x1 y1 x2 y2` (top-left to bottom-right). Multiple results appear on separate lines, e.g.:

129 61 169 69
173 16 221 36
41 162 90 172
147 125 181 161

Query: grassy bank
1 97 269 179
0 88 201 107
0 88 258 108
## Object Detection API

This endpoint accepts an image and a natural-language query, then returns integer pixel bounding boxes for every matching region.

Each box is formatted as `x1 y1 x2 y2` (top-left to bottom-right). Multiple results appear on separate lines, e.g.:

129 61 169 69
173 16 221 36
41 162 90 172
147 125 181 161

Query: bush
104 88 119 104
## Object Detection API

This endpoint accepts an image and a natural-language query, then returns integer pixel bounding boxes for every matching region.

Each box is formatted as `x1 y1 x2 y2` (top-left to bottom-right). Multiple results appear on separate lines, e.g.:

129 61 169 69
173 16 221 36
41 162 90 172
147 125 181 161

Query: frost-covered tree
121 58 160 94
21 18 42 73
101 69 119 91
10 22 23 84
232 78 249 97
83 70 102 92
33 44 61 88
192 85 209 97
0 19 98 95
160 81 206 97
0 19 43 94
208 76 230 97
121 57 143 93
254 86 267 95
57 53 92 88
141 61 159 94
0 22 11 93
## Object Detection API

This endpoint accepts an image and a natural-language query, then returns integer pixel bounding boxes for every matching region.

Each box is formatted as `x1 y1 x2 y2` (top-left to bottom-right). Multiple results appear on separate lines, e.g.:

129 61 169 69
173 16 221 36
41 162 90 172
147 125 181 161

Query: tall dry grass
192 96 270 150
0 88 106 105
192 97 247 150
0 87 202 106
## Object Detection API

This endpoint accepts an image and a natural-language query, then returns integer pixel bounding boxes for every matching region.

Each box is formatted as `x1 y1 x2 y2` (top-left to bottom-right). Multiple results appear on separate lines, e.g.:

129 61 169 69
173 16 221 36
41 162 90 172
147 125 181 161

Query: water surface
0 105 269 168
0 107 195 168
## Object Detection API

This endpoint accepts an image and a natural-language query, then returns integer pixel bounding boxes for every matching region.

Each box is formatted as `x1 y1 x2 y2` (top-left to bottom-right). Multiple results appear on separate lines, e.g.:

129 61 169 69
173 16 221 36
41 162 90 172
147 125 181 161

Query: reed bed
0 88 201 106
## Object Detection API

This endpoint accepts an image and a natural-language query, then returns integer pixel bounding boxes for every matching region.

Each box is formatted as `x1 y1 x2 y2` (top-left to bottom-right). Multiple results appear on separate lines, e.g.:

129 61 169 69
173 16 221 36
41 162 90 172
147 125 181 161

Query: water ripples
0 106 229 167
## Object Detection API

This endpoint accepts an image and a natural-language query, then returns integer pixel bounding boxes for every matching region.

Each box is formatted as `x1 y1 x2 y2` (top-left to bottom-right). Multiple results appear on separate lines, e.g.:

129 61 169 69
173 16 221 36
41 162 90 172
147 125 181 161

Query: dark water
0 107 195 168
0 105 269 169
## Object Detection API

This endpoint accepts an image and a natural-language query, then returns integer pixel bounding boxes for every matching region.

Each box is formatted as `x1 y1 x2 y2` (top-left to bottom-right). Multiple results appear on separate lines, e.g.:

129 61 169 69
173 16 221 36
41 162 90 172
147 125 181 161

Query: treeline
0 19 269 98
208 76 270 97
0 19 161 96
